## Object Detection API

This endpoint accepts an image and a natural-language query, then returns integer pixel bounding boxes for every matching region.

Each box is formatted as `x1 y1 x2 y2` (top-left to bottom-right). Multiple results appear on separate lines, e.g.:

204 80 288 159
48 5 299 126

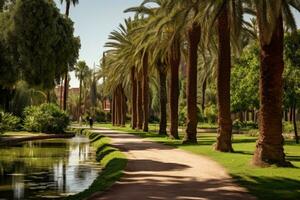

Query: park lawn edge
65 128 127 200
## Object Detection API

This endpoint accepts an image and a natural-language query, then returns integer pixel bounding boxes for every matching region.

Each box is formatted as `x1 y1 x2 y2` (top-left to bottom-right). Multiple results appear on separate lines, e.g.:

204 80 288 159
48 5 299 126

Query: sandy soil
88 128 256 200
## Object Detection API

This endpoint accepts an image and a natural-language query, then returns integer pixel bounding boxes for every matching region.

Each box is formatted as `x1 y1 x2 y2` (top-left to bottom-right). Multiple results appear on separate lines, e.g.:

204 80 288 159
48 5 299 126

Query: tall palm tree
250 0 300 167
74 60 89 118
104 18 143 128
126 0 171 136
200 0 243 152
60 0 79 111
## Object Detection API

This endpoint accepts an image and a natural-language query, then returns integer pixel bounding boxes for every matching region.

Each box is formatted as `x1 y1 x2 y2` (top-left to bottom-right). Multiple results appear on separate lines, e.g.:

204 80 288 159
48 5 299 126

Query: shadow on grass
232 175 300 200
286 155 300 162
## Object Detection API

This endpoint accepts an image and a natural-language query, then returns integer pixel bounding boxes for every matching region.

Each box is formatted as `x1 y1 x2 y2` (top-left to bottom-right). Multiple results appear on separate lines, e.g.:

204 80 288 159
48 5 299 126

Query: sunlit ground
94 123 300 200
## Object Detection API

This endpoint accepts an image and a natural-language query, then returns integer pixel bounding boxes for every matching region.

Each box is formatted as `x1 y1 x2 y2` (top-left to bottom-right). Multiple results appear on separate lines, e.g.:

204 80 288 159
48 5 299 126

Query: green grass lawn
0 131 46 138
95 123 300 200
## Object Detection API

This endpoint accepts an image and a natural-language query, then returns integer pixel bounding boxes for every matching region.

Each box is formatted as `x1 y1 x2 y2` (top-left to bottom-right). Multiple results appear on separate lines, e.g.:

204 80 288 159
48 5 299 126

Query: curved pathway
88 128 255 200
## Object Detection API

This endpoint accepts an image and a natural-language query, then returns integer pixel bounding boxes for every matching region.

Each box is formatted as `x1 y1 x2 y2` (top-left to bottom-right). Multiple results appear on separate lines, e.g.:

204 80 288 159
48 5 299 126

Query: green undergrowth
66 129 127 200
95 123 300 200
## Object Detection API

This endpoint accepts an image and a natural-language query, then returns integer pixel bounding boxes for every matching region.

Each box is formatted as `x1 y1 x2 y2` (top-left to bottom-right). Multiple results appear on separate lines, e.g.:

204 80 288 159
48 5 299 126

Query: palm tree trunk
62 2 71 111
293 99 299 144
120 86 126 127
112 93 115 126
131 68 137 129
60 78 63 109
215 5 233 152
184 23 201 144
201 76 207 112
137 77 143 129
284 110 288 122
253 14 291 167
158 68 167 135
63 73 68 111
115 87 119 126
142 53 149 132
65 2 70 17
78 79 82 121
169 39 181 139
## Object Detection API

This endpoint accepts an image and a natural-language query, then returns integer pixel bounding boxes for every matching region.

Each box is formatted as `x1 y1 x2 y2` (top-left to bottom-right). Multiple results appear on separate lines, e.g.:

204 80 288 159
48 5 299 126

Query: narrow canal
0 135 101 199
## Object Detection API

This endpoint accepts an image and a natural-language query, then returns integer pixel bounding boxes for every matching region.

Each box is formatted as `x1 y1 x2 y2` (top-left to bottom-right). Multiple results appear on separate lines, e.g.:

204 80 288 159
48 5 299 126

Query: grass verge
95 123 300 200
66 129 127 200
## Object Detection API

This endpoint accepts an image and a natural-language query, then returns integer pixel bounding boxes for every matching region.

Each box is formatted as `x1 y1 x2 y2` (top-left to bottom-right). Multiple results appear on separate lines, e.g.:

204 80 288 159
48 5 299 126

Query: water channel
0 135 101 199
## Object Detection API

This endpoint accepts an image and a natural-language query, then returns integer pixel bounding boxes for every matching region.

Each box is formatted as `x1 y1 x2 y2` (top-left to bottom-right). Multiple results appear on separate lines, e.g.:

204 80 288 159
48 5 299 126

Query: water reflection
0 136 101 199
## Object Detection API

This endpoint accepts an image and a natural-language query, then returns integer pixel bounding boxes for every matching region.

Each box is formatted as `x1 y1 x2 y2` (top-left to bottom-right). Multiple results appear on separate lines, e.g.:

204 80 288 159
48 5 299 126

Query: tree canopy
2 0 80 90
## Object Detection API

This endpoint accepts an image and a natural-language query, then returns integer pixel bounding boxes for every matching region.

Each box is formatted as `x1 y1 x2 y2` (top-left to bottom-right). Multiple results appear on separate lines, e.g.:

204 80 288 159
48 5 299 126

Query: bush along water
23 103 69 133
0 111 21 134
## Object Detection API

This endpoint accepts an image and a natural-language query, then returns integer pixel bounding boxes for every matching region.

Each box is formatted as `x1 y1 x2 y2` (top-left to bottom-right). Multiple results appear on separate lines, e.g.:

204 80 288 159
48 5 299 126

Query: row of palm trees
101 0 300 167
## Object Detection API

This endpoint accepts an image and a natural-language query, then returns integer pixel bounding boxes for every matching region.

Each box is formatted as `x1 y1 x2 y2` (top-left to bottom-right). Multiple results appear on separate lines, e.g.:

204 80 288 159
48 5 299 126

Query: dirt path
88 128 255 200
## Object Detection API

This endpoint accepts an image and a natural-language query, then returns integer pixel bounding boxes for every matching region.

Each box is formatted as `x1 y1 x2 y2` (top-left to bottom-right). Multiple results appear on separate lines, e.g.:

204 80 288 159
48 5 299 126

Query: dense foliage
0 0 80 113
0 111 20 134
23 103 69 133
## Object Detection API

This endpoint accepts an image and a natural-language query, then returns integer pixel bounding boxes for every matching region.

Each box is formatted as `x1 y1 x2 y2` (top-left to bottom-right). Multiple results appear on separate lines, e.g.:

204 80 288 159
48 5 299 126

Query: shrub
233 119 243 130
179 106 187 126
0 112 21 134
204 105 217 123
179 106 204 126
95 110 106 122
23 103 69 133
283 121 294 133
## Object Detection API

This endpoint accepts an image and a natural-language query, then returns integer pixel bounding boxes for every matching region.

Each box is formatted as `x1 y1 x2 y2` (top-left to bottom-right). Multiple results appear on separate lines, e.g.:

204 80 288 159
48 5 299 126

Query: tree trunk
142 53 149 132
284 110 288 122
293 99 299 144
78 79 82 121
202 76 207 112
239 112 244 122
116 87 121 126
289 107 293 122
63 73 68 111
158 69 167 135
131 68 137 129
46 91 51 103
65 2 70 17
60 78 63 109
63 2 70 111
184 23 201 144
169 39 181 139
137 77 143 129
112 93 115 126
215 5 233 152
120 86 126 127
253 14 291 167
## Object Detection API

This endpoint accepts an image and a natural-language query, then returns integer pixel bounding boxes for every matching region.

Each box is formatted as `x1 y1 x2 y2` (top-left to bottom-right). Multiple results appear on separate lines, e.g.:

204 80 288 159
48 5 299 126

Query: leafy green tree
284 31 300 144
231 43 259 114
6 0 80 91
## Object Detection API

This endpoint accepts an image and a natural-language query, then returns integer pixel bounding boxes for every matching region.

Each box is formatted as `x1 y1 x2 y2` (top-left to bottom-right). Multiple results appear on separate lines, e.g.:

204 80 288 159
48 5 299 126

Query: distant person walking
89 117 94 129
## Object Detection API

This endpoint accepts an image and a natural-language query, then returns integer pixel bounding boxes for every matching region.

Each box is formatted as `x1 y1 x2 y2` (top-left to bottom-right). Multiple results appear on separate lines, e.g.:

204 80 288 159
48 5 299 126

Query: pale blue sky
54 1 300 88
55 0 143 87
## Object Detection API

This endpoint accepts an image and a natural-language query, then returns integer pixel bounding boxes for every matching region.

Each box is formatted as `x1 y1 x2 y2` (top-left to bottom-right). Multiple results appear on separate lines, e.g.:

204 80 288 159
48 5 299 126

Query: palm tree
74 60 89 118
142 52 149 132
250 0 300 167
60 0 79 111
104 18 143 128
200 0 243 152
